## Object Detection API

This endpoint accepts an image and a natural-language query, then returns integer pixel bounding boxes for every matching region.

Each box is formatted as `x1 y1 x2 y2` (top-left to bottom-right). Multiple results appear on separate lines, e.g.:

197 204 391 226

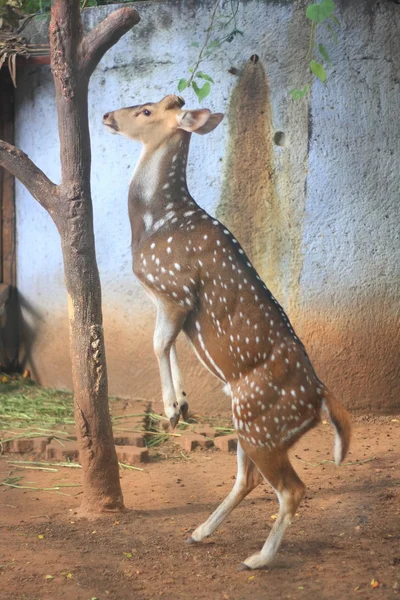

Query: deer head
103 94 224 147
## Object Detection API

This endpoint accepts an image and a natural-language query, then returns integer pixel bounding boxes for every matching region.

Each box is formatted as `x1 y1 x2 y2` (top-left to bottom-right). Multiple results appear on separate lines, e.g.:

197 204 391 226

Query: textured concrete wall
14 0 400 413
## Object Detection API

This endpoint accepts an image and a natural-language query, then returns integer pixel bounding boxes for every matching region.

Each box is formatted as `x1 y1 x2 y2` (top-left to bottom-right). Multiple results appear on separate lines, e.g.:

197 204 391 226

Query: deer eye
143 109 151 116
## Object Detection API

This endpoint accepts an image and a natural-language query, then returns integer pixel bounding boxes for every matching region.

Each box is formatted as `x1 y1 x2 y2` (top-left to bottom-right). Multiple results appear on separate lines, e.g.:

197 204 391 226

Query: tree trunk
0 0 140 514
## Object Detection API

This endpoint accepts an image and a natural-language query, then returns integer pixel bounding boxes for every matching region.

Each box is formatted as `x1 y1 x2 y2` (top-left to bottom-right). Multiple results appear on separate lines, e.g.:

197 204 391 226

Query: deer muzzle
102 112 119 133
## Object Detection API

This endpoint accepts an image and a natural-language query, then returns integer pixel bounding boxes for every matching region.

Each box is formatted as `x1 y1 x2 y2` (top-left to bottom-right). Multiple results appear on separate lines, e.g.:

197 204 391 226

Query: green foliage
196 71 214 83
318 43 332 64
192 80 211 102
180 0 339 103
310 59 326 82
0 0 137 17
290 0 339 100
177 78 189 92
0 0 142 32
177 0 242 103
306 0 335 23
289 85 310 100
2 0 340 104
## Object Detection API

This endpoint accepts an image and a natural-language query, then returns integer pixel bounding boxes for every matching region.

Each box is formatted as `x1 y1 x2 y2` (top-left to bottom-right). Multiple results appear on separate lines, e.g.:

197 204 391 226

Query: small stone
214 434 238 452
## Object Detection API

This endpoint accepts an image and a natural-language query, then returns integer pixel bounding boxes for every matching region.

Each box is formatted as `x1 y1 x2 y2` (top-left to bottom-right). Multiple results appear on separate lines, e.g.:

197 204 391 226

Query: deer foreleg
153 302 187 428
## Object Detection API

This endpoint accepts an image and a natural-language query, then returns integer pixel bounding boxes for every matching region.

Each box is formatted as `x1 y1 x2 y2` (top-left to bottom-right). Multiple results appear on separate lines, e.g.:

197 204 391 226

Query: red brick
116 445 149 465
32 437 51 455
214 434 238 452
175 433 213 452
113 434 144 447
5 437 49 454
7 438 35 453
45 440 79 462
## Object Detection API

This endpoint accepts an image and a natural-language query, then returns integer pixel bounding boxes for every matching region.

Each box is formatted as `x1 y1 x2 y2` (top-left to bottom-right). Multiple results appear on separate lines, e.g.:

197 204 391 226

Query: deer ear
177 109 223 134
177 109 211 132
194 112 224 135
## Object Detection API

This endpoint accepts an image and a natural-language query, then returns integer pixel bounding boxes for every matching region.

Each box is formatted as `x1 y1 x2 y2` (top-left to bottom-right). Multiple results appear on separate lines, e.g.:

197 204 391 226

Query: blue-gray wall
15 0 400 412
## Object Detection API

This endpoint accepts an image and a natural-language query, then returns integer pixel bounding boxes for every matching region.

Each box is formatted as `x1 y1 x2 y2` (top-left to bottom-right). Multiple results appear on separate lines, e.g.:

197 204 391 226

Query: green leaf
310 60 327 82
224 28 244 43
206 40 220 50
325 22 338 43
318 43 332 64
190 42 200 48
177 79 189 92
192 81 211 102
289 85 310 100
306 0 335 23
196 71 214 83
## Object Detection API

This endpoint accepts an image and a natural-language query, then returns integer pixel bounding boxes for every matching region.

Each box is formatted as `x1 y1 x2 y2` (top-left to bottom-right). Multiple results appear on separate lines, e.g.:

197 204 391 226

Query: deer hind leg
241 449 306 570
188 442 262 543
170 343 189 421
153 301 188 428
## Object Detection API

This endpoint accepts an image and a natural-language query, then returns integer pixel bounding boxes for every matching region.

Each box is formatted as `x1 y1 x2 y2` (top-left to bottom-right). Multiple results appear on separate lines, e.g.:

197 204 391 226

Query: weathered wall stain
24 298 399 414
217 58 281 291
217 56 307 312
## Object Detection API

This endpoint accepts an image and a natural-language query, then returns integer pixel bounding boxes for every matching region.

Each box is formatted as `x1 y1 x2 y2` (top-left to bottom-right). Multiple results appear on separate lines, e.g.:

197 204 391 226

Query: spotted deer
103 94 351 570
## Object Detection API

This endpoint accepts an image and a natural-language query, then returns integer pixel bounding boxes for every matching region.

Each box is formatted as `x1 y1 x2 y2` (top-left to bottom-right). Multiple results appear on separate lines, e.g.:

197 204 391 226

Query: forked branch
80 7 140 78
0 140 58 212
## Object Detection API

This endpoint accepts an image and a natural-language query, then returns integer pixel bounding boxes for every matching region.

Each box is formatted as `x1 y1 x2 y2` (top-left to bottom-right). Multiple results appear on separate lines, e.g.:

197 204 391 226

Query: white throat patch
131 145 169 204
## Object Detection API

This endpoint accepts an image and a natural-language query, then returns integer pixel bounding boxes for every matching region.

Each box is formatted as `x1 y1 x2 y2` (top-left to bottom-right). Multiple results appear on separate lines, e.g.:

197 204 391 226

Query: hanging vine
290 0 339 99
177 0 339 102
1 0 341 100
177 0 243 102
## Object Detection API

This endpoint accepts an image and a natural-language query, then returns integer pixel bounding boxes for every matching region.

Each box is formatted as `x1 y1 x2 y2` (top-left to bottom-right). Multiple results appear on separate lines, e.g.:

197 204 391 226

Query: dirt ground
0 414 399 600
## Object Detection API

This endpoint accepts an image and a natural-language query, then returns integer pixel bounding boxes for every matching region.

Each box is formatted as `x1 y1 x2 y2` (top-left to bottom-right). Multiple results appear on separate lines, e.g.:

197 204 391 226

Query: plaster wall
14 0 400 413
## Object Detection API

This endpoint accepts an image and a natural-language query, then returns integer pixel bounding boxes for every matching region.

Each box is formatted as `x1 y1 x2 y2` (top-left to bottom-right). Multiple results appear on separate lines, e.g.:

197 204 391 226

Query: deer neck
129 133 192 215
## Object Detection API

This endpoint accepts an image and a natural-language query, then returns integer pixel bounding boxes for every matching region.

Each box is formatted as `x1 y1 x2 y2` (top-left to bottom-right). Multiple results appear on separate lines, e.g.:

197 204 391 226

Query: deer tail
322 392 352 465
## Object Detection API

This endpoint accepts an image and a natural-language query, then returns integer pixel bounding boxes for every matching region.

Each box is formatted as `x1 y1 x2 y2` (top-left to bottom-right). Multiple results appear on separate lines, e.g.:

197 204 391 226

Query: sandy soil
0 415 399 600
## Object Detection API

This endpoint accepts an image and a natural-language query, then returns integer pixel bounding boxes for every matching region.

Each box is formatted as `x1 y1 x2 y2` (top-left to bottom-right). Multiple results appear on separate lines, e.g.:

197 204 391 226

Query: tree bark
0 0 140 514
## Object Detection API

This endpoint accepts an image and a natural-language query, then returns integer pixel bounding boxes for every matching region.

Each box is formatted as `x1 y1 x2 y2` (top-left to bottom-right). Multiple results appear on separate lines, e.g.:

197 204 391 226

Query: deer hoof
185 536 197 545
180 400 189 421
169 413 180 429
237 563 251 571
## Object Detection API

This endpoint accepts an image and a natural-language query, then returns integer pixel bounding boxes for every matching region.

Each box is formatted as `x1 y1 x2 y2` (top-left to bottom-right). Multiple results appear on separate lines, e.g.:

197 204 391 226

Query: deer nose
103 112 110 120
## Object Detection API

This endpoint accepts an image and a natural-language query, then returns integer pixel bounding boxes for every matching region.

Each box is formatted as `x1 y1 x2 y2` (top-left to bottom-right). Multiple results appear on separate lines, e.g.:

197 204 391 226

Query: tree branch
80 7 140 79
0 140 58 212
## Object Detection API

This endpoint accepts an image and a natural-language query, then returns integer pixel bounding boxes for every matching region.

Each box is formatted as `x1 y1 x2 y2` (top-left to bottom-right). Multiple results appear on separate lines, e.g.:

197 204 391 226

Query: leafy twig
290 0 339 100
178 0 242 102
186 0 220 90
